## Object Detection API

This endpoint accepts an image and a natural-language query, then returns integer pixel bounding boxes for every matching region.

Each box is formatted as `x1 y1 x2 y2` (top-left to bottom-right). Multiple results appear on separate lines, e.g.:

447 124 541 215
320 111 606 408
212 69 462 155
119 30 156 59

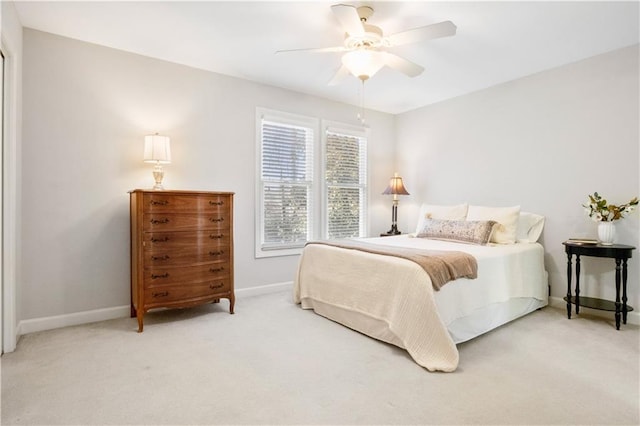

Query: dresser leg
229 295 235 314
137 314 144 333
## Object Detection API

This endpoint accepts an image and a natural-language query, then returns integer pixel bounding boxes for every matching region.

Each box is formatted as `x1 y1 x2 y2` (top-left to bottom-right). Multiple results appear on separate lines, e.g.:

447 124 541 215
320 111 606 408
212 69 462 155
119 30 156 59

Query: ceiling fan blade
331 4 365 36
276 46 347 54
387 21 457 46
382 52 424 77
328 65 350 86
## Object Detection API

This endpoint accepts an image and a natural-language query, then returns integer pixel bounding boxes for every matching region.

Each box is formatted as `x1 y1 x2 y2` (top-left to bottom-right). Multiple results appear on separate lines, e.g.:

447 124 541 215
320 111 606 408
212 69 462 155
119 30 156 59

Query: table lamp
143 133 171 190
382 173 409 235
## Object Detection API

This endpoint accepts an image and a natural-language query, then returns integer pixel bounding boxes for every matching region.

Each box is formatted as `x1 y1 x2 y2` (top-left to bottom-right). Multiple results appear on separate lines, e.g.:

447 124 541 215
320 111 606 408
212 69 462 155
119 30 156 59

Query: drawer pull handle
209 217 224 223
209 250 224 256
210 283 224 290
209 200 224 206
150 200 169 206
151 255 170 261
150 218 170 225
150 236 170 243
152 291 169 298
209 234 224 240
151 273 169 280
209 267 225 273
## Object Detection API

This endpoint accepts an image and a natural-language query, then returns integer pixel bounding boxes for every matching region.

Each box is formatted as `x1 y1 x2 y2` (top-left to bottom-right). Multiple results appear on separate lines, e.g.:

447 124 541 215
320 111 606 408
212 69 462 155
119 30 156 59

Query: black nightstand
563 241 635 330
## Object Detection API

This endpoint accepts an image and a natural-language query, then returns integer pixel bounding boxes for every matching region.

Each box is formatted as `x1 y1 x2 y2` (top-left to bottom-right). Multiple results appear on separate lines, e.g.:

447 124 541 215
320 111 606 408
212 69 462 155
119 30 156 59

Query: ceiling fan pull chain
358 78 366 125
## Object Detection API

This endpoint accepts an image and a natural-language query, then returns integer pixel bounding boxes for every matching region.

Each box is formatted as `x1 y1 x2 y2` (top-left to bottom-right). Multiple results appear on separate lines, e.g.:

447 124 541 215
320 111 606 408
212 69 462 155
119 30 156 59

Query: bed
293 204 549 372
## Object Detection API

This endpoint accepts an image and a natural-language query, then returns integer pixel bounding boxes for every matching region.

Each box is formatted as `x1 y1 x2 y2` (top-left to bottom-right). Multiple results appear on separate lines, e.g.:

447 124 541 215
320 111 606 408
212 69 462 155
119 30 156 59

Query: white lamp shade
143 134 171 164
342 50 385 80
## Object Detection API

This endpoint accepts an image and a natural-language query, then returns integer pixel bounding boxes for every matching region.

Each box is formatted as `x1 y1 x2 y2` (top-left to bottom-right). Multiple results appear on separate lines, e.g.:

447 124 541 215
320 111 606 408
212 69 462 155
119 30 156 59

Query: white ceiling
14 1 640 114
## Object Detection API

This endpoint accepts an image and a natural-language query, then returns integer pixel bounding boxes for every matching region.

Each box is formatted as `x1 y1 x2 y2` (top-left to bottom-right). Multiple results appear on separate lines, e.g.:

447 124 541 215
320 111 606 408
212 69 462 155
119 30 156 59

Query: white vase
597 221 616 245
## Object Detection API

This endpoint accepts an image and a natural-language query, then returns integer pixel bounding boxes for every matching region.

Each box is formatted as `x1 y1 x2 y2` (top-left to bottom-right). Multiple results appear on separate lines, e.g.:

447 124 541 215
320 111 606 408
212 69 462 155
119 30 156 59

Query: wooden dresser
129 189 234 332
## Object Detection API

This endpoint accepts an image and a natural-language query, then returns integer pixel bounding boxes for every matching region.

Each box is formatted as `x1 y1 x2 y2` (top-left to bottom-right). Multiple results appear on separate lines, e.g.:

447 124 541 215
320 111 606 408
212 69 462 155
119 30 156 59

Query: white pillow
414 203 468 235
516 212 545 243
466 205 521 244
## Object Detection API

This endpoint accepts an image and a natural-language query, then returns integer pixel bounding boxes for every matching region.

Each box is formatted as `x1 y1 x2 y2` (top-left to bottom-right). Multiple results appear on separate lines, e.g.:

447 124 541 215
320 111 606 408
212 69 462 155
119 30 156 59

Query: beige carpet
1 289 638 425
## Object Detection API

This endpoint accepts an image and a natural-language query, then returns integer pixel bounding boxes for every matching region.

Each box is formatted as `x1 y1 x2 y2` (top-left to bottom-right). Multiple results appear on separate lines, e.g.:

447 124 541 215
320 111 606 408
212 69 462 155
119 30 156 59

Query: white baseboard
17 305 132 336
16 281 295 337
548 296 639 326
236 281 293 297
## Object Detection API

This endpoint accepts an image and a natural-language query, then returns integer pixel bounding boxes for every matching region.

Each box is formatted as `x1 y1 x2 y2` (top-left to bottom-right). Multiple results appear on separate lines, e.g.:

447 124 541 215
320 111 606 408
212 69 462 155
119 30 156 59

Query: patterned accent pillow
414 203 468 235
417 219 497 245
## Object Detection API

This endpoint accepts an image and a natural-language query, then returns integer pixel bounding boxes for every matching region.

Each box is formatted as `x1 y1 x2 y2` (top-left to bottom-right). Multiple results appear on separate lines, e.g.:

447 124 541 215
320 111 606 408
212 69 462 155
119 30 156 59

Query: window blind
325 130 367 239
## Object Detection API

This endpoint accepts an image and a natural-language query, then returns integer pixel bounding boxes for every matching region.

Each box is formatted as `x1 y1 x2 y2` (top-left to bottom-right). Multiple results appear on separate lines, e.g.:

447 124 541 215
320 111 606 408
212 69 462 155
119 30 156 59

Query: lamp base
383 224 401 236
151 164 166 190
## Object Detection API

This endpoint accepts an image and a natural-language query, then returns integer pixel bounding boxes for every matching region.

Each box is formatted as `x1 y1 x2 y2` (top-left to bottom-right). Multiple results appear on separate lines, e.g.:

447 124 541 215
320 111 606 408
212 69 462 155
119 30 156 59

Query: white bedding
293 235 548 372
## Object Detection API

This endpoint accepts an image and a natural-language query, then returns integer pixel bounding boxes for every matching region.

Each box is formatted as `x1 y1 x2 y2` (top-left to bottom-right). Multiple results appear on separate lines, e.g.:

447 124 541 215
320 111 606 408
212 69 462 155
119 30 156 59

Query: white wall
396 45 640 312
20 29 395 323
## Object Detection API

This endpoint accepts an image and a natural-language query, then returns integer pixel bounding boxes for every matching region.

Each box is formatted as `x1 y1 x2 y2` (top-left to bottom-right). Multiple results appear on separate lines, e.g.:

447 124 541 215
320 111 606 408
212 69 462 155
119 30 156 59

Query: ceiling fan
277 3 457 85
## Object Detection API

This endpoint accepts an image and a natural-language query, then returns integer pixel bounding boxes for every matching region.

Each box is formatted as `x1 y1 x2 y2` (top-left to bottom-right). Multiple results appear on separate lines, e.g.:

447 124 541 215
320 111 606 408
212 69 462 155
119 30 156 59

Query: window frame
255 108 319 258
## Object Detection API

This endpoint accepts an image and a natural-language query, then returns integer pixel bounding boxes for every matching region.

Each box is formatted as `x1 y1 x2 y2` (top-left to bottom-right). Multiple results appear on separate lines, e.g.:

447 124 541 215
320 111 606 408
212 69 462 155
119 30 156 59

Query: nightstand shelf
563 295 634 313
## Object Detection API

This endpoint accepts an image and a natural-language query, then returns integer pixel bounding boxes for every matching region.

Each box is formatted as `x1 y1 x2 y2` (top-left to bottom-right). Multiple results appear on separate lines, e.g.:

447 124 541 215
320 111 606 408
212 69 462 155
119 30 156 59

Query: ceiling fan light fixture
341 49 384 81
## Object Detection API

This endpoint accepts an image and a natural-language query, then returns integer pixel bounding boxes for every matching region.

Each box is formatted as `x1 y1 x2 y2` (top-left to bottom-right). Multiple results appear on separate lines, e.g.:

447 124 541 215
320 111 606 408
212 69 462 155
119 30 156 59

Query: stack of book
566 238 598 245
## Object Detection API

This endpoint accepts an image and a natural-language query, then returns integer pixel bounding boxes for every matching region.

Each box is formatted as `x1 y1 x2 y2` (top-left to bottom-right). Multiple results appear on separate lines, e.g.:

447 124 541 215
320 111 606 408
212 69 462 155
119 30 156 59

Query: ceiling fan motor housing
343 6 385 49
345 24 383 49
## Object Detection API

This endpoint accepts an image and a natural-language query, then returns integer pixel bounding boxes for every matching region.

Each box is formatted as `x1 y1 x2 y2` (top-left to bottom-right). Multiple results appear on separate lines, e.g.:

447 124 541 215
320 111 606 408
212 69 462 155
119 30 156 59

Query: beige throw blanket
295 242 461 371
306 239 477 290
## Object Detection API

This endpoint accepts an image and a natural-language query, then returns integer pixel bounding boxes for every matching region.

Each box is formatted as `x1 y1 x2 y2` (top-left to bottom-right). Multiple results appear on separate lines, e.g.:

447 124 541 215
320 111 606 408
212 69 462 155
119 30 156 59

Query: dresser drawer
143 211 230 232
143 193 230 213
144 262 230 287
144 280 231 306
144 247 230 266
143 231 231 250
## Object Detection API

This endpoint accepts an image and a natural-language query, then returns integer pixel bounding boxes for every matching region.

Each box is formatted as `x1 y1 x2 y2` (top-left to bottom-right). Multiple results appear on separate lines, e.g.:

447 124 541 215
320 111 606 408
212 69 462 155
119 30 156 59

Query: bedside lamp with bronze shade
143 133 171 190
382 173 410 235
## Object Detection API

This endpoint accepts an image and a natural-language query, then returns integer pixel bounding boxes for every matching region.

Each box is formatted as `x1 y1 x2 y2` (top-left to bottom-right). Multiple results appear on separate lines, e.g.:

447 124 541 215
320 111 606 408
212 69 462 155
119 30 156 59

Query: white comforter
293 235 548 372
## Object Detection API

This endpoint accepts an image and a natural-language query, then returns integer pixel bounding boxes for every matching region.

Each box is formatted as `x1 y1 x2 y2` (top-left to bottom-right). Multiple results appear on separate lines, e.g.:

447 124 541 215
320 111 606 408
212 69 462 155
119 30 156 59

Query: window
323 124 368 239
256 109 368 257
256 109 317 257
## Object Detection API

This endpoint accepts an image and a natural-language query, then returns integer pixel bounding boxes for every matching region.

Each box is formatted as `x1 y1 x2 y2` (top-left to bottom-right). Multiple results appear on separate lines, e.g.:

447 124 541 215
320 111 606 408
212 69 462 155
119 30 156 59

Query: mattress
294 235 548 371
